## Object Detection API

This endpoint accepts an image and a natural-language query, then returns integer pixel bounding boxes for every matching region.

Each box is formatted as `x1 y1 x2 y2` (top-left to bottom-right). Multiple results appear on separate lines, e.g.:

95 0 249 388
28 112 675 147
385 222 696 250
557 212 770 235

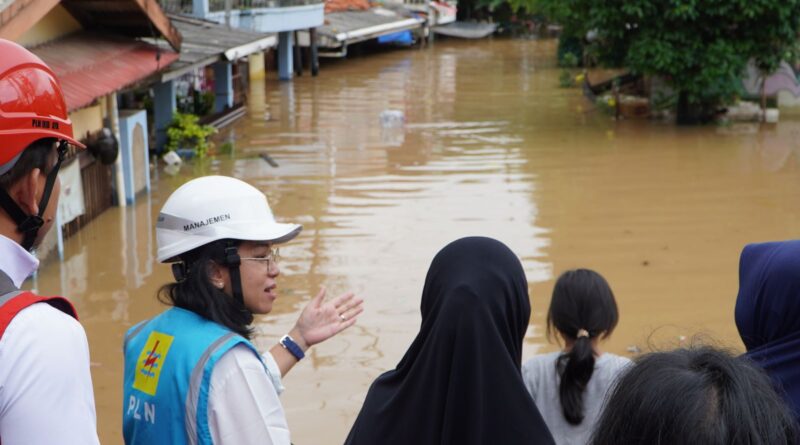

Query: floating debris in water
260 152 279 168
380 109 405 128
162 150 182 167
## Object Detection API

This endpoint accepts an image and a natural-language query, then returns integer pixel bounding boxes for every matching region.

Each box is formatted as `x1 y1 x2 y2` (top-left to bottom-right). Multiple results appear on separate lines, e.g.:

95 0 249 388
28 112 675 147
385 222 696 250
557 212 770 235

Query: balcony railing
159 0 322 14
209 0 322 10
158 0 193 14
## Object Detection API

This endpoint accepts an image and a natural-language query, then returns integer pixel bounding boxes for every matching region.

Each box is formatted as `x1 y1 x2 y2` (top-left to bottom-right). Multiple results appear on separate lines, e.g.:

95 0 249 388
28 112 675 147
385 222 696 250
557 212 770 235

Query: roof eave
224 35 277 61
0 0 59 41
131 0 181 51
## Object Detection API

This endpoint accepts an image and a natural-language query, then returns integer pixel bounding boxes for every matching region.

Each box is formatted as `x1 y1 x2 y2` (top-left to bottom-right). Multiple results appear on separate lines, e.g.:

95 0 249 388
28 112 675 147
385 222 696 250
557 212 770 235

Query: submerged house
148 13 277 149
1 0 282 261
0 0 181 260
298 0 459 59
160 0 323 80
308 0 424 57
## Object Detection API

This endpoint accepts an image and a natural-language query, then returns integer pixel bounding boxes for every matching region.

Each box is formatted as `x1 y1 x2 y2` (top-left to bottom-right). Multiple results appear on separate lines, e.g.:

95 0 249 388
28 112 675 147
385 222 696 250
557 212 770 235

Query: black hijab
344 237 555 445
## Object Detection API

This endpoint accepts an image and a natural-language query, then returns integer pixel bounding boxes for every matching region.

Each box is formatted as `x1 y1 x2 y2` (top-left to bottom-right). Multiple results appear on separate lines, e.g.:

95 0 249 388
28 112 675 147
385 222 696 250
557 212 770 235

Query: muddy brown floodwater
32 38 800 444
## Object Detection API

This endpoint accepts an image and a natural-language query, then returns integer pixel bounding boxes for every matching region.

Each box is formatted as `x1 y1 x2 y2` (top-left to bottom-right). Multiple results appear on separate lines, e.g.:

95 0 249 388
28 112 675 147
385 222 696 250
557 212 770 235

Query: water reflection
753 122 800 172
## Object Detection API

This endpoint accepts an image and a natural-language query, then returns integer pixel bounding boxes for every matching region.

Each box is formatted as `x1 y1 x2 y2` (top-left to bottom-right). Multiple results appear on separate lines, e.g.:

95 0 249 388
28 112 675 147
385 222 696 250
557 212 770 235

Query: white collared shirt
0 234 100 445
0 233 38 288
207 346 290 444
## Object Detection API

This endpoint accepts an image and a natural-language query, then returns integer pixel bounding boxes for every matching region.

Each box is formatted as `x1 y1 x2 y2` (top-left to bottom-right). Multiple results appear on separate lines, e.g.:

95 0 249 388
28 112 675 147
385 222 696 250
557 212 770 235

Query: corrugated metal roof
318 7 422 47
151 14 276 81
32 32 179 111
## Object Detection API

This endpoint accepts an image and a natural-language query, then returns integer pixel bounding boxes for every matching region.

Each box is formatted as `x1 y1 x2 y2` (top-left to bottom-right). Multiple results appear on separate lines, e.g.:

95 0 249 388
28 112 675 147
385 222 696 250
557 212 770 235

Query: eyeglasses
240 247 280 270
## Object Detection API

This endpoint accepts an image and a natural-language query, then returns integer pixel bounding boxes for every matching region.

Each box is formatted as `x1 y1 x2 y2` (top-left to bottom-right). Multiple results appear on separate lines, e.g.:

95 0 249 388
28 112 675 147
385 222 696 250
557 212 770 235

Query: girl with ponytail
522 269 630 445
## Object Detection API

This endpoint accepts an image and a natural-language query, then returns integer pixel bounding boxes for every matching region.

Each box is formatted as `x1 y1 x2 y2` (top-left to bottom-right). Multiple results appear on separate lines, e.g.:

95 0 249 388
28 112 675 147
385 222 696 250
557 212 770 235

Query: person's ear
207 260 228 290
13 168 43 215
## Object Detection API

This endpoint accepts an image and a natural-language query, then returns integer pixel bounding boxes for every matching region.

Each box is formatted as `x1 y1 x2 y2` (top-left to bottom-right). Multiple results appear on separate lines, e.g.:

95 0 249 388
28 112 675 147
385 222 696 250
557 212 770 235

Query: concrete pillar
153 80 176 151
249 51 266 81
107 93 126 208
248 70 267 120
293 31 303 77
310 28 319 77
213 61 234 113
278 31 293 81
192 0 208 18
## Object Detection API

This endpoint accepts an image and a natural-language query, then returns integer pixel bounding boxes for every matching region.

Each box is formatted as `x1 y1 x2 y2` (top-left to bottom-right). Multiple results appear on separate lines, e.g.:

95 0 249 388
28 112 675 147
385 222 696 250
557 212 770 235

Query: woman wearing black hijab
345 237 555 445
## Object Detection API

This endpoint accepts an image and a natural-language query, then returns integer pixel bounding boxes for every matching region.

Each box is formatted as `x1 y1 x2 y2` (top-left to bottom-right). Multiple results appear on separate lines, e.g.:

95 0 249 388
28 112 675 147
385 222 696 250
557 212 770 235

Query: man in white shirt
0 39 100 445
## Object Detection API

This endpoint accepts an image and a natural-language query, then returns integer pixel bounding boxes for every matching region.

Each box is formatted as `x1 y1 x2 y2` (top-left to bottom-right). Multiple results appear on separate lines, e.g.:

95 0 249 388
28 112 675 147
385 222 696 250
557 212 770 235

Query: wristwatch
280 334 305 361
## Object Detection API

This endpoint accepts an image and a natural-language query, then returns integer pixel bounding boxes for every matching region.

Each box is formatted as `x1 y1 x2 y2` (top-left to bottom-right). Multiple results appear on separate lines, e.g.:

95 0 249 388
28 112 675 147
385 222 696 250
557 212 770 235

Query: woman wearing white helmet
122 175 363 445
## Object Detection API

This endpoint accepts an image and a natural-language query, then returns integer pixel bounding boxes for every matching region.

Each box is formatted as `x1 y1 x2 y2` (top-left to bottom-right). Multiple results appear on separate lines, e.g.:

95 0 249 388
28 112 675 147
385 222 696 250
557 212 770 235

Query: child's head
547 268 619 425
592 346 799 445
547 268 619 343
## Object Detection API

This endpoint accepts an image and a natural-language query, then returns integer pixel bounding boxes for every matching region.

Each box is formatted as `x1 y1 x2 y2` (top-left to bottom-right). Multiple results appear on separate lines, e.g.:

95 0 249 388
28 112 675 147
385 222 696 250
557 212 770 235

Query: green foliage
558 52 581 87
474 0 530 15
534 0 588 39
527 0 800 122
595 95 616 115
194 90 215 116
166 113 217 159
218 141 234 155
557 36 583 67
177 90 215 117
561 52 579 68
651 91 678 111
559 69 574 88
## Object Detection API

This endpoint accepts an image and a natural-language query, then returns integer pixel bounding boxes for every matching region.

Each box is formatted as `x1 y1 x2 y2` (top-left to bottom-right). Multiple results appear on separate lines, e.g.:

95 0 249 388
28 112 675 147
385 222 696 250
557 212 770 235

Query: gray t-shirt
522 352 631 445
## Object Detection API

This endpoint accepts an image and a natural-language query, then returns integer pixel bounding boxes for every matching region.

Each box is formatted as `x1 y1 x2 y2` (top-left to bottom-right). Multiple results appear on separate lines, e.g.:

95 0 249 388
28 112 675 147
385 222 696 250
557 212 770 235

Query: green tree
526 0 800 123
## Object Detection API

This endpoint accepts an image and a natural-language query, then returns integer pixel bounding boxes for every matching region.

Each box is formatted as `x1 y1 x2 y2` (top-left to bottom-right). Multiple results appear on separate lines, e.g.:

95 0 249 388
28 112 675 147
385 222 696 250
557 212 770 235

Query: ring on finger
339 313 347 322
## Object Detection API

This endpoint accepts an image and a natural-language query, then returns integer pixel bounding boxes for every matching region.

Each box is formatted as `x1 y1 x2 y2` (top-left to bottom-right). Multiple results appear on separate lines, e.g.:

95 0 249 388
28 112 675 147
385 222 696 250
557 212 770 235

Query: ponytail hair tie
576 329 590 339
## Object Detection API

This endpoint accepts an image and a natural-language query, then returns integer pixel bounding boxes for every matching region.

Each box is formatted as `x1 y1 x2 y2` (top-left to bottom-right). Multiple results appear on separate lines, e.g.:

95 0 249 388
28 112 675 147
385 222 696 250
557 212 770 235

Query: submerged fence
62 152 114 241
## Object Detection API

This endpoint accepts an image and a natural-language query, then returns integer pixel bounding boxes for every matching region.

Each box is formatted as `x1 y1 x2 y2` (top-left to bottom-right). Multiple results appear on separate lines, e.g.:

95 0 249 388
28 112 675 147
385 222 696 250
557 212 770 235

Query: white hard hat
156 176 302 263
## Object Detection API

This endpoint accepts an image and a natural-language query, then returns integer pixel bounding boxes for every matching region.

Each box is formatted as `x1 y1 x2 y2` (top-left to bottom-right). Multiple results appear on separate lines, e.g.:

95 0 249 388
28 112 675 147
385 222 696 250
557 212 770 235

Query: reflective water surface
33 38 800 444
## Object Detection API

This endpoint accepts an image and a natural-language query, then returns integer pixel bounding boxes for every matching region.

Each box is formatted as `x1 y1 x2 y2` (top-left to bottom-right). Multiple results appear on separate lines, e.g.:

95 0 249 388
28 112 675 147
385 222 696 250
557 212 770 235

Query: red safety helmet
0 39 85 251
0 38 85 174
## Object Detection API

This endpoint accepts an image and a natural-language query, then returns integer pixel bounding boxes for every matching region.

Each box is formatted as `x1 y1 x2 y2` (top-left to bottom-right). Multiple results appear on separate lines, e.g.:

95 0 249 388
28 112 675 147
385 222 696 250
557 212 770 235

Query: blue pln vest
122 307 265 445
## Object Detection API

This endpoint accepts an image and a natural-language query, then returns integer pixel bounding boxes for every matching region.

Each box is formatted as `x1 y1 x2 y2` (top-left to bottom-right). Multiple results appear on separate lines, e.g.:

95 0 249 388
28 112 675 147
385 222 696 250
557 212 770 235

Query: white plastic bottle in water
380 109 405 128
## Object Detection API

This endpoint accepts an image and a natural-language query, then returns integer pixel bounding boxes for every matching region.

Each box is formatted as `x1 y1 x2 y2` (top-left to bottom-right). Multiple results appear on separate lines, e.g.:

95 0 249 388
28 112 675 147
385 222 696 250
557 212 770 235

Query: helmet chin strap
0 141 67 251
171 241 249 312
223 241 247 309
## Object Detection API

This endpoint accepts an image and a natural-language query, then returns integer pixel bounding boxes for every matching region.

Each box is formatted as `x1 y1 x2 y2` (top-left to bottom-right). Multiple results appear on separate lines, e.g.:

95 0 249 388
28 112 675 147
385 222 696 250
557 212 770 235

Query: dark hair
0 139 56 190
591 346 799 445
157 239 254 339
547 268 619 425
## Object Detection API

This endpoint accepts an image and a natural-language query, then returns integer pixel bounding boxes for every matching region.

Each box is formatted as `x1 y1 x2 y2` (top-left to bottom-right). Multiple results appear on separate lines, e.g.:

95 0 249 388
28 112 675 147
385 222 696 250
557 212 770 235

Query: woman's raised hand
294 287 364 347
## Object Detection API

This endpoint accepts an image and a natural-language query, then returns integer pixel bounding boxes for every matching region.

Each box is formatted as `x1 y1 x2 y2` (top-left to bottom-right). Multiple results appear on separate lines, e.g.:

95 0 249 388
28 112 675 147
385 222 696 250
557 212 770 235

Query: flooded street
34 38 800 443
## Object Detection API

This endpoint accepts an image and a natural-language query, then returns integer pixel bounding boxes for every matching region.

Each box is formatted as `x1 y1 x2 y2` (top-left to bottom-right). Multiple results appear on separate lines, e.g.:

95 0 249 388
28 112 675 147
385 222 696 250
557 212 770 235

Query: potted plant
165 112 217 159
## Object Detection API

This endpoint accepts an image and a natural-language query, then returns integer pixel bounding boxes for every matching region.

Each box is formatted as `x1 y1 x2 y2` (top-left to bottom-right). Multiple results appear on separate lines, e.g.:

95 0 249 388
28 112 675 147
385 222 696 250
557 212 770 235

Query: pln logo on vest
133 331 174 396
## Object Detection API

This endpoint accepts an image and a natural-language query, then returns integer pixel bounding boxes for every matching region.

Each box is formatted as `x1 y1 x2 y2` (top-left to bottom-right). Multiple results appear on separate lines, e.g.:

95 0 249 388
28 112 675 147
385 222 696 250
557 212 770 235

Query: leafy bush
559 69 574 88
557 36 584 67
177 90 215 117
166 113 217 158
